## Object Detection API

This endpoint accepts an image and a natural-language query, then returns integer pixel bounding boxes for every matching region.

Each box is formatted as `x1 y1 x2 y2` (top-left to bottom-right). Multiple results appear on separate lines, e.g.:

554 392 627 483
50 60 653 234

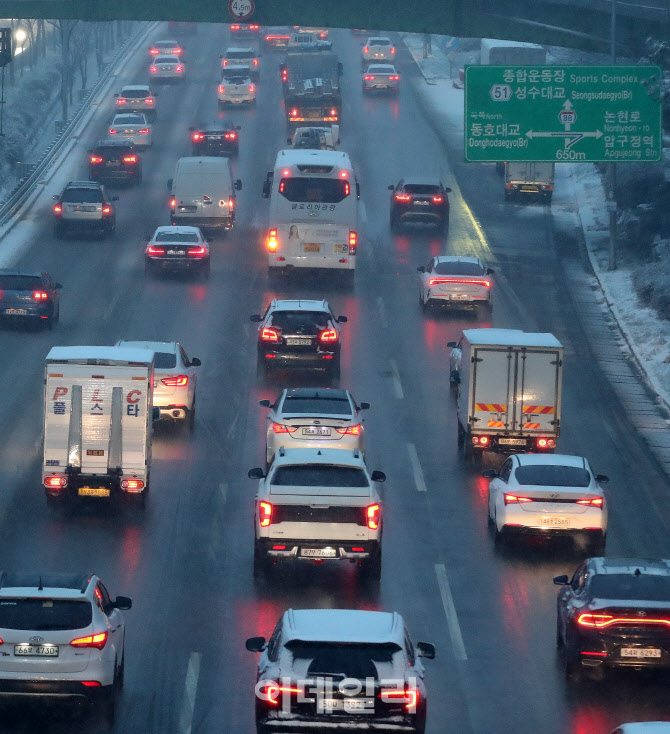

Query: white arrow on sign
526 129 603 149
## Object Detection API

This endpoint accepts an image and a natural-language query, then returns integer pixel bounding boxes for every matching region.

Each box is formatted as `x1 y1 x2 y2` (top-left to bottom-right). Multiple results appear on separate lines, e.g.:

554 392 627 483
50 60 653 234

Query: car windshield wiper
307 671 347 680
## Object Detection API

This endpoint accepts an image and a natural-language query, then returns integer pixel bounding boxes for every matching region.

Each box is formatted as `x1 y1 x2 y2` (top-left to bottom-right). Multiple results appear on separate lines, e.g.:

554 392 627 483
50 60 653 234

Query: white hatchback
418 255 494 314
109 112 152 148
115 340 201 428
484 453 609 552
362 36 395 65
0 572 131 724
218 65 256 106
150 54 185 81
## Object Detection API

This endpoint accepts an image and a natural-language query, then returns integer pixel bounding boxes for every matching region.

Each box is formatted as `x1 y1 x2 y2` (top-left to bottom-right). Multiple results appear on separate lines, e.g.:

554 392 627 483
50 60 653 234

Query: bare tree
47 18 80 121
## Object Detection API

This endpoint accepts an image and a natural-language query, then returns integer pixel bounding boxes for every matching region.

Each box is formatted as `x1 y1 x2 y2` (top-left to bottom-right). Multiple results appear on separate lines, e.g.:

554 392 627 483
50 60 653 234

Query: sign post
465 65 662 163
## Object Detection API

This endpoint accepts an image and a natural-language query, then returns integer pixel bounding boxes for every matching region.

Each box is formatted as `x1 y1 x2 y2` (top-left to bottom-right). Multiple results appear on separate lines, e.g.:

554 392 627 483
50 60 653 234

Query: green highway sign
464 65 662 162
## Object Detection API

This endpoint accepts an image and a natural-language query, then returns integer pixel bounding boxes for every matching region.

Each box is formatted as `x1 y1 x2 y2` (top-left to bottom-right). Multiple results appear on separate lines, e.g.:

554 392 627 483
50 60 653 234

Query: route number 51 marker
490 84 512 101
228 0 255 20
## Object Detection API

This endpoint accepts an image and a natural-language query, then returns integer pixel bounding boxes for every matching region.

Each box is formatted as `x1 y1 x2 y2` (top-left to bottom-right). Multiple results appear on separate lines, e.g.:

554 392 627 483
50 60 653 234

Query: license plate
521 185 539 192
414 200 430 206
498 438 527 446
320 698 373 712
450 294 470 300
287 338 311 346
301 548 337 558
621 648 661 658
123 130 135 135
304 243 320 252
209 135 222 139
15 645 58 657
78 487 111 498
167 249 186 255
76 206 96 212
4 308 27 315
540 517 570 527
302 427 331 436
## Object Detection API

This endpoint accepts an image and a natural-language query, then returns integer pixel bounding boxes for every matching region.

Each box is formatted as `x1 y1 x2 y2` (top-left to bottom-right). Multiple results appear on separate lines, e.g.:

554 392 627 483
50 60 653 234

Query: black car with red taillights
190 122 240 157
251 299 346 378
88 140 142 186
0 270 61 329
555 557 670 682
388 177 451 232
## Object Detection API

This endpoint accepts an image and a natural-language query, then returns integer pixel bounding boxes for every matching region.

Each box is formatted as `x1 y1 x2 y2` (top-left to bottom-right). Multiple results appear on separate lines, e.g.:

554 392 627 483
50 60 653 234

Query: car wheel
199 260 211 280
46 494 66 512
563 641 583 683
54 222 65 239
144 260 154 277
412 701 427 734
117 652 125 689
187 401 196 431
253 542 271 584
556 615 564 648
544 191 553 205
362 548 382 582
329 359 341 380
589 533 606 556
100 671 117 725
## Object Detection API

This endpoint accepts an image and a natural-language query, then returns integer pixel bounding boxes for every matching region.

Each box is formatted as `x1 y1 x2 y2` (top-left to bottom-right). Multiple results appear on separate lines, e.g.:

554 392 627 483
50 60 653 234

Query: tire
145 260 154 277
253 542 271 584
544 192 553 205
329 359 341 380
54 222 65 239
413 702 427 734
504 190 514 202
199 260 211 280
187 401 196 431
362 548 382 582
563 642 583 683
588 533 606 556
117 652 125 689
438 215 449 234
100 674 117 725
46 494 66 511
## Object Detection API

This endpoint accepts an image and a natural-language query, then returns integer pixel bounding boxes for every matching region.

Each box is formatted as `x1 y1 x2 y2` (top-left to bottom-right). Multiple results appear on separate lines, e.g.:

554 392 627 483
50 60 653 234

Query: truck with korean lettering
504 161 555 203
42 346 156 508
448 328 563 461
480 38 546 65
281 51 342 127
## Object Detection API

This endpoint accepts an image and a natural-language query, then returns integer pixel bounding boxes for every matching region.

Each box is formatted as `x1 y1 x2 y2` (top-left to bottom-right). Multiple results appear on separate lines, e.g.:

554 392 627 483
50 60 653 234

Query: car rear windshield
122 89 150 99
279 178 349 204
403 184 441 195
0 599 92 631
433 262 484 276
271 311 330 332
156 57 177 64
117 115 144 124
514 466 590 487
287 641 401 680
282 396 351 416
221 67 250 79
62 189 101 203
0 275 43 290
155 232 199 243
370 39 391 46
154 352 177 369
272 465 369 487
590 574 670 601
226 50 253 59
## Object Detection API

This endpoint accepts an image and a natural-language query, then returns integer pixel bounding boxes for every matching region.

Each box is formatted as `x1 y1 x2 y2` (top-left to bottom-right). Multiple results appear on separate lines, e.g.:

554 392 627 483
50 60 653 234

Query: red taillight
259 501 273 527
253 58 258 66
176 65 184 72
364 46 369 53
53 204 62 215
344 182 350 196
109 128 117 134
222 59 228 66
145 97 154 104
336 424 362 435
174 47 182 54
187 246 207 257
258 682 303 704
70 632 108 650
427 277 491 288
577 613 670 629
504 494 533 505
330 108 337 116
536 437 556 449
472 435 490 446
44 475 67 488
382 688 417 710
290 108 299 117
268 229 278 250
116 98 126 105
282 69 288 82
123 156 137 163
230 24 240 30
272 545 286 550
150 66 157 73
147 246 166 255
161 375 188 387
138 128 150 134
170 197 176 209
576 497 604 507
102 206 112 215
121 479 144 490
249 84 255 93
349 230 357 256
272 423 298 434
395 193 411 202
261 327 280 342
319 31 326 38
227 197 234 209
432 195 443 204
218 84 225 93
32 291 49 300
150 48 159 55
90 155 103 164
364 75 375 81
391 46 396 53
319 329 338 343
224 132 237 139
367 504 380 530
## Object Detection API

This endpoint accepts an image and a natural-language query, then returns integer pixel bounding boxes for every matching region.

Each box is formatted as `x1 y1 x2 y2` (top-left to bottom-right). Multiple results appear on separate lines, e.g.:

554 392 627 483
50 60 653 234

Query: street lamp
14 28 25 76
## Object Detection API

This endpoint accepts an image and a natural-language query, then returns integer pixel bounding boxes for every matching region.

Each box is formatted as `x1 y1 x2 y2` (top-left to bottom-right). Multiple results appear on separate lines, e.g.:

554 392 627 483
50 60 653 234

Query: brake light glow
272 423 298 434
259 501 273 527
176 65 184 72
53 204 62 214
218 84 225 93
102 206 112 215
150 48 159 55
432 195 443 204
230 24 240 30
367 504 380 530
121 479 144 490
224 132 237 139
344 182 350 196
90 155 103 164
122 156 137 163
32 291 49 300
336 424 362 435
504 494 533 505
249 83 255 93
427 277 491 288
319 329 338 343
290 108 298 117
161 375 188 387
364 46 369 53
70 632 108 650
330 108 338 116
472 435 490 446
44 475 67 488
258 682 302 704
391 46 396 53
117 98 126 104
138 128 150 134
261 327 280 342
364 75 375 81
383 688 417 710
267 229 278 250
349 230 357 256
395 193 411 201
174 47 182 55
109 128 117 134
170 197 176 209
281 69 287 82
150 66 157 73
576 497 604 507
145 98 154 104
536 437 556 449
147 246 166 255
253 59 259 66
187 247 207 258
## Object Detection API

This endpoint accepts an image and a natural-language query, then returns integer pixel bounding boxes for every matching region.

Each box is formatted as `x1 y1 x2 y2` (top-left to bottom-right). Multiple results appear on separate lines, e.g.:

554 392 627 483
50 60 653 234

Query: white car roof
270 298 329 312
121 85 151 92
113 113 146 122
367 37 391 43
462 328 563 349
226 46 254 53
514 454 589 468
275 149 352 171
152 225 202 237
367 64 396 72
283 609 403 645
615 724 670 733
435 256 481 265
116 340 178 354
272 447 363 467
46 346 155 366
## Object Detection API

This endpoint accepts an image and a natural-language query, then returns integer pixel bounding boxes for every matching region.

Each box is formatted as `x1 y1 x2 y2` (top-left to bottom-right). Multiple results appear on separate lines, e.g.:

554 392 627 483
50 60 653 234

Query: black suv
388 177 451 232
88 140 142 186
52 181 117 239
555 557 670 682
0 270 61 329
190 122 240 156
251 299 347 377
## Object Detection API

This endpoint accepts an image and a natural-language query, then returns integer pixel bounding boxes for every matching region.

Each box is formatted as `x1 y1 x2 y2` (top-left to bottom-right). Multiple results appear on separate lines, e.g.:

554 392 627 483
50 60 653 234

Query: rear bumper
259 349 339 368
171 216 233 229
499 525 605 541
218 96 255 105
90 169 140 182
146 255 209 269
269 258 355 271
259 712 416 732
0 679 112 702
257 538 379 561
0 305 54 319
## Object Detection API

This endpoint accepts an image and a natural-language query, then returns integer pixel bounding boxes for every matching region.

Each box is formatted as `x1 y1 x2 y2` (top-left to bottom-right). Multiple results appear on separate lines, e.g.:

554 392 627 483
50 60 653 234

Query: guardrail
0 21 154 227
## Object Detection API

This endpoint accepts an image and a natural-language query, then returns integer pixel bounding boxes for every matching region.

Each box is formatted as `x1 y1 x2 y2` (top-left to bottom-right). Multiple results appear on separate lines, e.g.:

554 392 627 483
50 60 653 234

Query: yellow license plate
304 243 320 253
78 487 111 498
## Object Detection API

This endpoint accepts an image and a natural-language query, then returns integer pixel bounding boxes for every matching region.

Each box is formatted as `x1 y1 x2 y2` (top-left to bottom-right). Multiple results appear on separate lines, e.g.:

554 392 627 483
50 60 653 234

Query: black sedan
555 557 670 682
0 270 61 328
388 177 451 232
190 123 240 157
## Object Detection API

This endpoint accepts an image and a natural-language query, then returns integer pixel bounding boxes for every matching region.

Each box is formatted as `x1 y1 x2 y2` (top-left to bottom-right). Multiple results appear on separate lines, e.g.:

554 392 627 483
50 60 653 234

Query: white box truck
448 329 563 459
480 39 546 65
504 161 555 203
42 346 156 507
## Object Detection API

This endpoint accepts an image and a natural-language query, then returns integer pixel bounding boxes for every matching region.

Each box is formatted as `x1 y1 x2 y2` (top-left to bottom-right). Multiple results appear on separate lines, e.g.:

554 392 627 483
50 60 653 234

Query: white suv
248 447 385 581
0 572 131 724
362 36 395 66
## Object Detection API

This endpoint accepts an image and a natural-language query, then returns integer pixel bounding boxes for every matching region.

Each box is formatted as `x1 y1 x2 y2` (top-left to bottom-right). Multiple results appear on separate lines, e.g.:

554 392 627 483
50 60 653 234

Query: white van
168 157 242 230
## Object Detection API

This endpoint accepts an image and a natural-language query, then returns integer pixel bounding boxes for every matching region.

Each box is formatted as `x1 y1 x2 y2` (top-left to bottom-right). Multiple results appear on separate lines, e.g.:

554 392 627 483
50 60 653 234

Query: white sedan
116 340 201 429
150 54 185 82
109 113 152 148
483 453 609 552
418 255 494 314
362 63 400 93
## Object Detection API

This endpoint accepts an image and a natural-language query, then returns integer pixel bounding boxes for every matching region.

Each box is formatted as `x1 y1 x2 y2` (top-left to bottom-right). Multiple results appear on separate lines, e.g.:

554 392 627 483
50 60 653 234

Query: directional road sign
465 65 662 162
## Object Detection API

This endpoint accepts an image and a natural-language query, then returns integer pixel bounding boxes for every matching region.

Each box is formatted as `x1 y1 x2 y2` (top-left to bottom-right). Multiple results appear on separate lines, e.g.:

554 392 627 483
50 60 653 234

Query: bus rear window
279 177 349 203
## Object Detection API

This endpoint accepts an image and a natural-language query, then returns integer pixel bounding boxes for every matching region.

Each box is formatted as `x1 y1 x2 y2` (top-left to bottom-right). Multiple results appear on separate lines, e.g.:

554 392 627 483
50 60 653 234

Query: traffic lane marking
435 563 467 661
179 651 202 734
389 359 404 399
407 442 427 492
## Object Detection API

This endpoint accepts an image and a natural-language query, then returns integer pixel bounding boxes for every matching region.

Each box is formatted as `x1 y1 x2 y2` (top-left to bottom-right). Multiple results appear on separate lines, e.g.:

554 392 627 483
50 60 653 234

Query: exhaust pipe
171 409 186 420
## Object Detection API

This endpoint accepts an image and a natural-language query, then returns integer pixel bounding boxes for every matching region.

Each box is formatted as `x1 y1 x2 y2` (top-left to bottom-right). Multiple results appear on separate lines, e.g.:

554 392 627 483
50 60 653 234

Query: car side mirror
553 575 569 586
259 399 271 407
337 315 347 323
417 642 435 659
248 467 265 479
371 470 386 483
387 184 394 190
356 182 360 199
445 187 452 193
417 266 426 273
359 402 370 410
152 406 161 422
55 283 63 289
235 179 243 191
595 474 610 483
486 268 495 275
250 314 262 322
114 93 119 97
246 636 266 652
52 194 59 200
112 595 132 610
167 179 173 190
447 341 457 348
262 180 271 198
190 357 202 367
481 470 497 479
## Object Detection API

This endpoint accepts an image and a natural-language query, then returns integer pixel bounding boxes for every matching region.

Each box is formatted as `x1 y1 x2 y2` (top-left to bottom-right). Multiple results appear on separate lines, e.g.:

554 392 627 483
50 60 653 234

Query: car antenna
317 450 321 455
635 568 642 576
38 576 43 591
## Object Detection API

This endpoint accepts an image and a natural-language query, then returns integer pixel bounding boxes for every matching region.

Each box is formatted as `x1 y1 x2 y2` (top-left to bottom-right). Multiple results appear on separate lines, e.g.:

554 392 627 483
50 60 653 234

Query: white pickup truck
42 346 156 508
248 447 385 582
